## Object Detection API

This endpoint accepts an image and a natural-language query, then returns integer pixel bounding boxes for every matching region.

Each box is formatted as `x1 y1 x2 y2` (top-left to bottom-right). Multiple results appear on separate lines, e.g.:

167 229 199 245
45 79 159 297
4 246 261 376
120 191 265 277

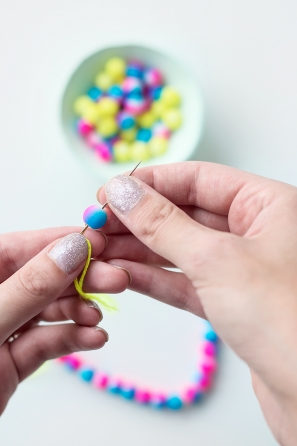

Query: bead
85 131 102 149
105 57 126 82
97 117 118 138
113 141 130 163
120 128 137 143
125 97 148 116
73 95 93 115
97 97 119 117
126 65 144 79
117 111 135 130
150 393 167 409
108 378 122 394
152 122 171 139
149 136 168 157
160 86 181 107
83 205 107 229
202 341 216 356
151 100 168 119
120 384 135 400
129 141 151 161
95 142 113 162
137 110 156 128
150 86 163 100
122 77 143 96
95 72 113 91
166 396 183 410
65 355 81 371
144 68 163 88
80 368 94 382
136 128 152 142
109 85 124 103
205 330 218 342
93 372 109 389
77 119 94 137
201 358 217 374
162 108 182 130
135 389 151 404
182 386 199 404
81 103 101 125
87 86 103 101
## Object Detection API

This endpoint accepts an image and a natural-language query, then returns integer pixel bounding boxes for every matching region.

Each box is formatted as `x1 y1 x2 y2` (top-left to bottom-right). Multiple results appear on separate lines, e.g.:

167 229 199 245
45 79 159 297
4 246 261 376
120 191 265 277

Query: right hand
98 162 297 446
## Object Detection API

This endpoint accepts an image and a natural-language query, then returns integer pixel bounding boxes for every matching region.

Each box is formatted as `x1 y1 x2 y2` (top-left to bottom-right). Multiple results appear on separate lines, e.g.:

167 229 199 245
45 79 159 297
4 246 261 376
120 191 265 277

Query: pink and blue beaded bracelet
57 322 218 411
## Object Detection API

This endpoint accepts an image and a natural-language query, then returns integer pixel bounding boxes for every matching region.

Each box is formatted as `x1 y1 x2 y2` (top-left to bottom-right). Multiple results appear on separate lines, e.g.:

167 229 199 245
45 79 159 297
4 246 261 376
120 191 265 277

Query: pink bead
151 392 166 406
122 77 142 94
199 374 212 391
124 98 148 116
135 389 152 404
66 355 81 370
182 386 199 404
202 341 216 356
93 372 109 389
201 357 217 374
144 68 163 88
94 142 112 162
85 131 101 149
77 119 94 136
152 122 171 139
57 355 69 363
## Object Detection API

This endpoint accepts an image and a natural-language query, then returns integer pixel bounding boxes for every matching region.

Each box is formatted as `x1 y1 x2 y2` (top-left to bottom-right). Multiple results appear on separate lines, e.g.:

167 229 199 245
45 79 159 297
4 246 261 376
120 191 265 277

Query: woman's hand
0 227 130 415
97 162 297 446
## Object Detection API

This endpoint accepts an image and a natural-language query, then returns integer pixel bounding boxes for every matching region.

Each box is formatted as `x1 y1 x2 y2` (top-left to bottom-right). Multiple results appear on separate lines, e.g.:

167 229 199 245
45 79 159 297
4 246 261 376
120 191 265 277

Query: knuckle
18 264 52 299
137 200 176 245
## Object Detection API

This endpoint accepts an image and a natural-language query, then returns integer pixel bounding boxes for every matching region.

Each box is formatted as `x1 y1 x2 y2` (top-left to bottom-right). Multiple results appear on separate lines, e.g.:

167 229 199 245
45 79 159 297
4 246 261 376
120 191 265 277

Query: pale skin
0 227 130 415
96 162 297 446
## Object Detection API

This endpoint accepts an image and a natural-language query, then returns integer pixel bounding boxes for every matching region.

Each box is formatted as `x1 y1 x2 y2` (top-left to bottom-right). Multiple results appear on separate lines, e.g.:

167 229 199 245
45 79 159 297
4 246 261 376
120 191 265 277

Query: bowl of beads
61 45 203 179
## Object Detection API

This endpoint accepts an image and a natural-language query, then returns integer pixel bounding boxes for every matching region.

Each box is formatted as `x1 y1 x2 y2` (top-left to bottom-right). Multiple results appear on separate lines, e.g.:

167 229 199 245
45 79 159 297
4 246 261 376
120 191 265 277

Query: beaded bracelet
57 322 218 410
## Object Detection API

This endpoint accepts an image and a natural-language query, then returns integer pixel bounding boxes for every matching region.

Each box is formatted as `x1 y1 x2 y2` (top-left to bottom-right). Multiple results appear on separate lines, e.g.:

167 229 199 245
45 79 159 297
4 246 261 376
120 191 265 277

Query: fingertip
97 186 107 205
77 326 108 350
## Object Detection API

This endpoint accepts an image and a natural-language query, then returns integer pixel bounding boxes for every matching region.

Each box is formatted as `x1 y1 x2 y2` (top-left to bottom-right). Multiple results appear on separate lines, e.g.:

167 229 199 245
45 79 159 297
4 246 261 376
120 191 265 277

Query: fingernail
84 299 103 321
105 175 144 214
97 231 108 249
110 264 132 285
95 327 109 342
48 233 88 275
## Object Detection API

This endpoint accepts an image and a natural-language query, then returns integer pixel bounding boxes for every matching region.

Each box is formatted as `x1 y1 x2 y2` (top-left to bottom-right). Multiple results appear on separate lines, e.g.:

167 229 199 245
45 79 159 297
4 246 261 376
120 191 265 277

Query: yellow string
74 238 118 312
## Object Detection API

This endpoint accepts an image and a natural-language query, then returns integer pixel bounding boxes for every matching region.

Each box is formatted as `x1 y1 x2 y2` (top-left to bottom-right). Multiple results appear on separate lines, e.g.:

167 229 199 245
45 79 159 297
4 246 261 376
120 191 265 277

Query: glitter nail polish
105 175 144 214
48 233 88 274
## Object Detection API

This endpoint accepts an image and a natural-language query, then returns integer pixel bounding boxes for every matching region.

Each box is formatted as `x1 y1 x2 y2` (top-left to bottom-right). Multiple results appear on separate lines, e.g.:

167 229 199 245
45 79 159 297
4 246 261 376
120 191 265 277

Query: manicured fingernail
97 231 108 249
95 327 109 342
84 299 103 321
48 233 88 275
110 264 132 285
105 175 144 214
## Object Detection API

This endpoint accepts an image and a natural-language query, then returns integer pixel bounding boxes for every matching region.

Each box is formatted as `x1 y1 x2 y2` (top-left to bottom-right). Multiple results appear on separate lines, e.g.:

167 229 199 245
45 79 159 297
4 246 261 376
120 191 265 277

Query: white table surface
1 0 297 444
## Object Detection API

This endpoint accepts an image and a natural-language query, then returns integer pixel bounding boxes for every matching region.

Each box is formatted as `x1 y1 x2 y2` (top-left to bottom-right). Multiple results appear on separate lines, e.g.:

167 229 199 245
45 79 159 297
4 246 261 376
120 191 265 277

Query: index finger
99 161 258 216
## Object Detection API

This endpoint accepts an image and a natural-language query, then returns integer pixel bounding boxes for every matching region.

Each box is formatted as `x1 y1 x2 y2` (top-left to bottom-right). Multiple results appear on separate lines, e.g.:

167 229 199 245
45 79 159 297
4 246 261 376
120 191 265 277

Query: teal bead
83 205 107 229
205 331 218 342
166 396 183 410
80 369 94 382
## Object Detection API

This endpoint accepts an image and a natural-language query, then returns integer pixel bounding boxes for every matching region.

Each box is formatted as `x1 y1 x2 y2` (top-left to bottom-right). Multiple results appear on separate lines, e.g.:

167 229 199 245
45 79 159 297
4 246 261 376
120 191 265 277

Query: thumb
101 174 217 279
0 233 89 344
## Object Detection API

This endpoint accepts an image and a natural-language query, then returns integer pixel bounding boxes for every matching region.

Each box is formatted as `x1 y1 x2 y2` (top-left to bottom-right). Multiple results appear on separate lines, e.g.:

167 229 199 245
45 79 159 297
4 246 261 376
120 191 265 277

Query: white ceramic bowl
61 44 204 181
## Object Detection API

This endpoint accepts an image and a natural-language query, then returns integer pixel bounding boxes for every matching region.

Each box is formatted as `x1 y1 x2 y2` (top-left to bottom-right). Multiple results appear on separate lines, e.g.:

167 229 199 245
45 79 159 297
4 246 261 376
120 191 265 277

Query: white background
1 0 297 444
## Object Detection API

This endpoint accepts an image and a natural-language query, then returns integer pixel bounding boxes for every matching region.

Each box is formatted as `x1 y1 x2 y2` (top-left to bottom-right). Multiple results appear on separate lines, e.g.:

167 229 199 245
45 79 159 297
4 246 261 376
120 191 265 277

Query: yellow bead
95 72 113 91
81 103 101 124
160 86 181 107
151 100 168 119
113 141 130 163
137 111 156 128
162 108 182 131
73 95 93 115
129 141 151 161
120 128 137 142
97 97 119 117
97 117 118 138
149 137 169 157
105 57 126 82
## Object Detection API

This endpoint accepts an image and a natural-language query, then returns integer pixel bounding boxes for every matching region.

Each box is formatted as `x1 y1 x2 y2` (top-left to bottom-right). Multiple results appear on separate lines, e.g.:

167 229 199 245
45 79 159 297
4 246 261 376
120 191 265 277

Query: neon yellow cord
74 238 118 312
